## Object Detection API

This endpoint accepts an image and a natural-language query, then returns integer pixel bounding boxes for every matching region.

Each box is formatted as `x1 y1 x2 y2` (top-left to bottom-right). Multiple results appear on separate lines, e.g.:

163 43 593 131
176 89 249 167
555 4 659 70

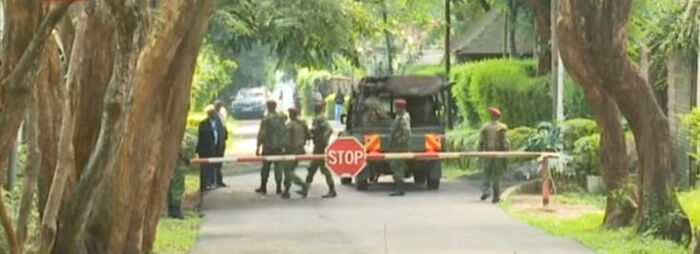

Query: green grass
679 187 700 232
153 214 203 254
152 171 203 254
504 190 696 254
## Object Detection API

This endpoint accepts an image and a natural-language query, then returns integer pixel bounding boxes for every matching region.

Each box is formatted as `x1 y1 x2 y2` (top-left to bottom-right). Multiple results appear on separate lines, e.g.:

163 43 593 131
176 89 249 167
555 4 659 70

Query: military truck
339 75 453 191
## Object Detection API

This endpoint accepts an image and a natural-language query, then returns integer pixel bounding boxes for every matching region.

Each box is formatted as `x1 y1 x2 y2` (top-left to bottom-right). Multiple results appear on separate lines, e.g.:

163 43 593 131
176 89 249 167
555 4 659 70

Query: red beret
266 100 277 106
288 108 299 113
394 99 407 107
488 107 501 117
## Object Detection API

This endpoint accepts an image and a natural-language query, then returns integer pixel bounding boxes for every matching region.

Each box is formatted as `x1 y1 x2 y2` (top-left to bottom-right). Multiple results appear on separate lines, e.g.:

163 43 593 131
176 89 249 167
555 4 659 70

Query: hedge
450 58 591 127
561 118 598 151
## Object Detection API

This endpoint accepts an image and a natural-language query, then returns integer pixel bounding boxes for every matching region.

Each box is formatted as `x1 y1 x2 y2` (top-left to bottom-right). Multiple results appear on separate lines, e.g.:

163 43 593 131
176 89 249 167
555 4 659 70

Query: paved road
191 120 592 254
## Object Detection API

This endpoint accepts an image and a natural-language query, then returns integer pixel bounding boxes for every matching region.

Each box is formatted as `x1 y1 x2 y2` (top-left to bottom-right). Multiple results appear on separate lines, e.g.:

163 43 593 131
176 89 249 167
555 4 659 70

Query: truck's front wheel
427 178 440 190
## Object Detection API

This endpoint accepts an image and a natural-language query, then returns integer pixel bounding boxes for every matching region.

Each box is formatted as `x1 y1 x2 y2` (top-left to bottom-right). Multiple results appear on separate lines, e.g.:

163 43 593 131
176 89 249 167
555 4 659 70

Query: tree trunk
507 0 518 57
37 7 86 253
528 0 551 74
557 0 691 242
139 1 216 249
0 3 71 176
16 40 50 250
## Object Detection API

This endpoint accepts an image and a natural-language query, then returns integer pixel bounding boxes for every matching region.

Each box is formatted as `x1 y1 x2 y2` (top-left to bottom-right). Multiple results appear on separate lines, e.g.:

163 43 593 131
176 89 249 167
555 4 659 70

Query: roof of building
450 9 535 55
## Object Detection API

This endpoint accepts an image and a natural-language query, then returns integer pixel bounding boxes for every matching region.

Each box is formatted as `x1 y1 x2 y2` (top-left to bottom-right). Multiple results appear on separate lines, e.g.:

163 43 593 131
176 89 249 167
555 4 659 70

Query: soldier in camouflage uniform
167 148 190 219
255 100 288 195
281 108 310 199
478 107 509 203
389 99 411 197
306 102 337 198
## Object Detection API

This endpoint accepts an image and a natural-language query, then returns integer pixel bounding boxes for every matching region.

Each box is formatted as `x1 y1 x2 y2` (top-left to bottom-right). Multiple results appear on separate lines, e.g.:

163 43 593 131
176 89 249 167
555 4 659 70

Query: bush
508 126 536 151
561 118 598 151
451 59 550 127
571 134 601 176
450 58 591 127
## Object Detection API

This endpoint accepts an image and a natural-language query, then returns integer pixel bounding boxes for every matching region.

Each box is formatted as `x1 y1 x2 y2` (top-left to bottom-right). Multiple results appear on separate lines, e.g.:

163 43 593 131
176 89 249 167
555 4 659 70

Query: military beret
394 99 407 107
266 100 277 106
488 107 501 117
288 108 299 113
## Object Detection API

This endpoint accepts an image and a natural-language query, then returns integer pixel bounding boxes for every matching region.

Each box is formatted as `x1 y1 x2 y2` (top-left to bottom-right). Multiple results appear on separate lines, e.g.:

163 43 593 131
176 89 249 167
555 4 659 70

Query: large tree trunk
527 0 551 74
557 0 691 242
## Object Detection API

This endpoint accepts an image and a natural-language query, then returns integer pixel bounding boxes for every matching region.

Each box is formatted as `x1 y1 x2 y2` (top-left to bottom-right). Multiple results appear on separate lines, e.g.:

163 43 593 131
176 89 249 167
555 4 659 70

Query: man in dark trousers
196 107 227 191
255 100 287 194
212 101 228 187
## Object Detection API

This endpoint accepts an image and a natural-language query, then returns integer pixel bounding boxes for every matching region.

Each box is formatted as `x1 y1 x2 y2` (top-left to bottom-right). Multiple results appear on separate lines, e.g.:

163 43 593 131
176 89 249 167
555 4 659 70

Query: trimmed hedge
571 134 601 176
450 58 591 127
561 118 598 151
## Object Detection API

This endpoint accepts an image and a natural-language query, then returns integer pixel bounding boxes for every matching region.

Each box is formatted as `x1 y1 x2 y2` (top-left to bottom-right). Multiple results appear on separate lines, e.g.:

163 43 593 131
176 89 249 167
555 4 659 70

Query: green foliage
684 108 700 161
450 58 591 127
524 122 563 152
211 0 364 69
570 134 601 176
678 188 700 235
190 43 237 112
561 118 598 151
507 126 536 151
563 76 592 119
297 69 332 116
450 59 550 127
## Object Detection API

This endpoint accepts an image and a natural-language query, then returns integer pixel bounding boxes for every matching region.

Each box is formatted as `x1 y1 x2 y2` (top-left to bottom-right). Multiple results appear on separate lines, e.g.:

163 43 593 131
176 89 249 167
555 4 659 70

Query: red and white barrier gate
191 150 559 206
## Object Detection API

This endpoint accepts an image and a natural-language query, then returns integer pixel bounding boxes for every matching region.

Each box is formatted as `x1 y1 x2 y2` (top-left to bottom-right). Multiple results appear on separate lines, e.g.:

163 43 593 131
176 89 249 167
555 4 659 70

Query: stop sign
325 137 367 177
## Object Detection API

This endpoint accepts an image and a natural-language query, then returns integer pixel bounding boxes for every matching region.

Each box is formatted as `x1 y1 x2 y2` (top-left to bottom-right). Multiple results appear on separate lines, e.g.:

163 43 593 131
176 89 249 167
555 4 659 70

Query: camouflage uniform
167 150 189 219
256 111 288 193
478 121 509 200
306 113 336 193
282 118 311 197
389 110 411 194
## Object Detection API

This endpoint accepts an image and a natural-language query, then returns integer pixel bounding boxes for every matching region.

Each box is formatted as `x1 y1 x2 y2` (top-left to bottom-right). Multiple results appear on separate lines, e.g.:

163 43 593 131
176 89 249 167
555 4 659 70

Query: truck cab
341 75 452 190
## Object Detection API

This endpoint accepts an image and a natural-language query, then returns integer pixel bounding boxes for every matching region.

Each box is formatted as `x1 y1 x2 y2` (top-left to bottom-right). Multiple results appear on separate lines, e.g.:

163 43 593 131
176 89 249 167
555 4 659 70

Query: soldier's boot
322 186 337 198
281 192 291 199
254 185 267 195
295 184 309 199
480 193 490 201
168 205 185 220
492 187 500 203
275 182 283 195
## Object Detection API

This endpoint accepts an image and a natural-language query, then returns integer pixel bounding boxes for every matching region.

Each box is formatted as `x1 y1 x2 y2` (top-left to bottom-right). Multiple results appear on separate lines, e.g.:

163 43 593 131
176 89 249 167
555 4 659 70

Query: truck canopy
358 75 448 97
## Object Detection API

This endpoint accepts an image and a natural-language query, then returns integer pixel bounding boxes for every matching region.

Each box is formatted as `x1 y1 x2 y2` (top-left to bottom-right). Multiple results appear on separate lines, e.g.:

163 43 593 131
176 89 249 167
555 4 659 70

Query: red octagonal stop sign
325 137 367 177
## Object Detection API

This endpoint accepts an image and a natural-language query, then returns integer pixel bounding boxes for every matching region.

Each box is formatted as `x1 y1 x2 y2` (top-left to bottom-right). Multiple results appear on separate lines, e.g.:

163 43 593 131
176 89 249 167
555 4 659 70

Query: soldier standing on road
281 108 310 199
389 99 411 197
478 107 509 203
255 100 287 195
306 102 337 198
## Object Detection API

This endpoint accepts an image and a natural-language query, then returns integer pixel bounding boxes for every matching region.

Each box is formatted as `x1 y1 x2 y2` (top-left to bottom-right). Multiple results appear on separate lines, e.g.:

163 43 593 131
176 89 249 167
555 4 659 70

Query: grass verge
442 163 480 179
502 189 699 254
153 171 203 254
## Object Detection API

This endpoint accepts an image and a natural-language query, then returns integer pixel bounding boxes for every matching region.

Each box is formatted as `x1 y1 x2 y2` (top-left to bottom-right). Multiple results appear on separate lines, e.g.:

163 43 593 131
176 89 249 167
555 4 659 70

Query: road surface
191 120 592 254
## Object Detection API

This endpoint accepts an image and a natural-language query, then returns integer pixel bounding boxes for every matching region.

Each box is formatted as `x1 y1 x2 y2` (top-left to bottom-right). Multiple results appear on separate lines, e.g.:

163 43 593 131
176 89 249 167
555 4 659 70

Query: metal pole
550 0 560 121
444 0 451 77
381 0 394 75
557 55 565 121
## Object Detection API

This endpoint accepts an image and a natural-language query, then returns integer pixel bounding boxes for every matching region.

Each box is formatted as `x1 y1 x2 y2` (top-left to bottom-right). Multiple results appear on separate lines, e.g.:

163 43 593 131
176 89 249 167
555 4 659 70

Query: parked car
231 87 268 119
